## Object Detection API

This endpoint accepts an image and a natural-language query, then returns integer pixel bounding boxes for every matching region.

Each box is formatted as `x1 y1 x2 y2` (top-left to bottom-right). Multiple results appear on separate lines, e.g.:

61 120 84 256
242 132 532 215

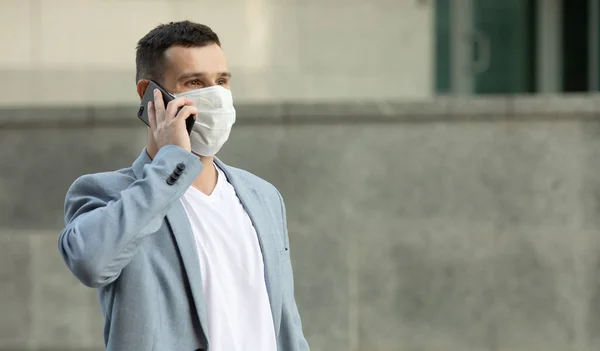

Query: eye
217 79 228 85
188 79 203 87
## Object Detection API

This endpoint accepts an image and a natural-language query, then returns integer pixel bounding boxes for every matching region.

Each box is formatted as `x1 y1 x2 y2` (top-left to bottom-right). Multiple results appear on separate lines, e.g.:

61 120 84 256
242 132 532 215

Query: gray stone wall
2 95 600 350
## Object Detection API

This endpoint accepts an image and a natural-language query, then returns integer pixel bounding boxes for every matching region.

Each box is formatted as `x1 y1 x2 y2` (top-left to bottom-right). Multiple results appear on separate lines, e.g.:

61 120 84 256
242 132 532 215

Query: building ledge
1 93 600 128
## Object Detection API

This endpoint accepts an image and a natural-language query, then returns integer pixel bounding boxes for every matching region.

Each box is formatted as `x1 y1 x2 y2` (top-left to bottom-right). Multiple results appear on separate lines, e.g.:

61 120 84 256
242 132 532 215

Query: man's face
160 43 231 95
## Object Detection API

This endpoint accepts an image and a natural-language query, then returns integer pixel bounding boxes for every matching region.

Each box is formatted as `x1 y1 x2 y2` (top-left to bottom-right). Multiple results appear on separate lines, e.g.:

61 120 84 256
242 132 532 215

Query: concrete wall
2 95 600 350
0 0 433 107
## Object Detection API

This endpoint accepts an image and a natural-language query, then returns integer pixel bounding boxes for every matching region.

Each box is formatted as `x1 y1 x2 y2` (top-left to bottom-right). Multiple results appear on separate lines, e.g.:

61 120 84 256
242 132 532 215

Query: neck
192 155 218 195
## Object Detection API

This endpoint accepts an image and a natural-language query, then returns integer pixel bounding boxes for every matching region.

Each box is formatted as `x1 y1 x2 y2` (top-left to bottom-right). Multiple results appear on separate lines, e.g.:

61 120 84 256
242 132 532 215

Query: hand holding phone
137 81 198 152
138 81 198 151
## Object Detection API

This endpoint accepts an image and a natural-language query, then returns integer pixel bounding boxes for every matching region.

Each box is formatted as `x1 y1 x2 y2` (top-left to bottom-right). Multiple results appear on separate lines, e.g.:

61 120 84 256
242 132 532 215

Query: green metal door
472 0 536 94
435 0 536 95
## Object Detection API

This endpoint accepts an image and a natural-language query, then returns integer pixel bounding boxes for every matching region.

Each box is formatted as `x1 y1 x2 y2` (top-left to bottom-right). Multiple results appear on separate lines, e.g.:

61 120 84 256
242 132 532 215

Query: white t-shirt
180 164 277 351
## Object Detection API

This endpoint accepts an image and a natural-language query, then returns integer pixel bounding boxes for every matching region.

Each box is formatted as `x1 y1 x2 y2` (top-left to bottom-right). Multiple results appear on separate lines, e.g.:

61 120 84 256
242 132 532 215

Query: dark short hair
135 21 221 83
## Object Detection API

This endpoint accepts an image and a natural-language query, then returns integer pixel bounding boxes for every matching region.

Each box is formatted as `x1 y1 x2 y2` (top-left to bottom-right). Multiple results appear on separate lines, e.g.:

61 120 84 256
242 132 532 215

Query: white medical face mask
173 86 236 156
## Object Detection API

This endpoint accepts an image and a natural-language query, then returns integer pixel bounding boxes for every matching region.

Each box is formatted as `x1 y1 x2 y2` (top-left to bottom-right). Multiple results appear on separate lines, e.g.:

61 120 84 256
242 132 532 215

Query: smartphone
137 80 196 134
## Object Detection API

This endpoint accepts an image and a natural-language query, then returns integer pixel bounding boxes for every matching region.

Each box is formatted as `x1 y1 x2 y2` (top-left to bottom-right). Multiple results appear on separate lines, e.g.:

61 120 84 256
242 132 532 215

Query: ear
136 79 150 100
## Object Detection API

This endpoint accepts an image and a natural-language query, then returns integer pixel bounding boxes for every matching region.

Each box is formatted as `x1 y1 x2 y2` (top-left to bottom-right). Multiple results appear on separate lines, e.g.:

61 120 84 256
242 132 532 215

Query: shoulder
224 165 290 238
224 165 284 205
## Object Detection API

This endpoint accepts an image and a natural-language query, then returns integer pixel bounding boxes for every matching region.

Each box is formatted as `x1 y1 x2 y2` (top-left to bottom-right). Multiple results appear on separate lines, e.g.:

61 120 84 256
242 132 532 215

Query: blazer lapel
132 149 209 344
215 158 283 336
166 204 209 344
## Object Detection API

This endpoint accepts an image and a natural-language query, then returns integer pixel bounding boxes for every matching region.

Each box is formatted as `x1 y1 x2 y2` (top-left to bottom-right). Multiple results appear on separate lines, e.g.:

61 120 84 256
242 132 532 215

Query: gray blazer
58 145 309 351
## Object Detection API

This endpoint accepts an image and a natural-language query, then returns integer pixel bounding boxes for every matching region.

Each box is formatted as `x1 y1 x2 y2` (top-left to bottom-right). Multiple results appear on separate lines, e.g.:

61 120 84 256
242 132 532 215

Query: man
58 21 309 351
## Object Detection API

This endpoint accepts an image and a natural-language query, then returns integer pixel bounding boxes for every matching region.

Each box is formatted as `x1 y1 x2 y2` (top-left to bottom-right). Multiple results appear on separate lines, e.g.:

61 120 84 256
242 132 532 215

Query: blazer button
170 172 180 180
166 176 177 185
176 163 186 171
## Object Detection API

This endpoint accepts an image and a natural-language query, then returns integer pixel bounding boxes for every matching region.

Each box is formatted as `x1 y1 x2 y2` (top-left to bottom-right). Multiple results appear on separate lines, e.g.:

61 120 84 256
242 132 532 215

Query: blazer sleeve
58 145 203 288
277 189 311 350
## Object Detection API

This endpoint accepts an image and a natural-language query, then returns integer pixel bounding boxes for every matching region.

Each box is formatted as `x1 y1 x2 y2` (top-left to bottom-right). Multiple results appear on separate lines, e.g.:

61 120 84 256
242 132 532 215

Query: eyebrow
177 72 232 81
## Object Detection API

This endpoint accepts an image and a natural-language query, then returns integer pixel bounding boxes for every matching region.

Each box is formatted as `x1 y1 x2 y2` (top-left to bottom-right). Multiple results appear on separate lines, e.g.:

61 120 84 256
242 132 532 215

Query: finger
173 105 199 124
153 89 166 123
147 101 157 130
166 97 193 120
